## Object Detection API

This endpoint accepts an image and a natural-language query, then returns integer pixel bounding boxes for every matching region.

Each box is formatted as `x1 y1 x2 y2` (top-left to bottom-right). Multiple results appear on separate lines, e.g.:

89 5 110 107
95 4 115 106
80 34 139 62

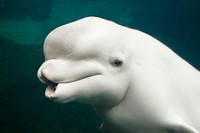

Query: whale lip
60 72 102 84
45 73 101 98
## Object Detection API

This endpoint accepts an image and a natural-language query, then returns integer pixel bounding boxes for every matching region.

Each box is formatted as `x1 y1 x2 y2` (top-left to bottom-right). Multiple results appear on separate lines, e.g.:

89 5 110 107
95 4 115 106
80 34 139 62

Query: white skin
37 17 200 133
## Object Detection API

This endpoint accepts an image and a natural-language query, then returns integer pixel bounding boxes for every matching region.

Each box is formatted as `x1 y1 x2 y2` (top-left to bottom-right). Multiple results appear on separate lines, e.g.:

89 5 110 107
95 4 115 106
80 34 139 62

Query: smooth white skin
37 17 200 133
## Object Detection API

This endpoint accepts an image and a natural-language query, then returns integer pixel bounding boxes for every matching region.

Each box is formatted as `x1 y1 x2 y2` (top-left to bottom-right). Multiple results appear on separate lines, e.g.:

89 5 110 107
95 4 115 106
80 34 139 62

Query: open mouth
44 74 101 98
45 83 58 98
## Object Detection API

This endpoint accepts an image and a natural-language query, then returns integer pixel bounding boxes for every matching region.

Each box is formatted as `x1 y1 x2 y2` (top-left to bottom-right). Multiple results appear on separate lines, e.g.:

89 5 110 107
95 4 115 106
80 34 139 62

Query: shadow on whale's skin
37 17 200 133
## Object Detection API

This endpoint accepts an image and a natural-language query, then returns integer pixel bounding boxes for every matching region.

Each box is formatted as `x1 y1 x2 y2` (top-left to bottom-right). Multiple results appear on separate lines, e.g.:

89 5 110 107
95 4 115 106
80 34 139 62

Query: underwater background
0 0 200 132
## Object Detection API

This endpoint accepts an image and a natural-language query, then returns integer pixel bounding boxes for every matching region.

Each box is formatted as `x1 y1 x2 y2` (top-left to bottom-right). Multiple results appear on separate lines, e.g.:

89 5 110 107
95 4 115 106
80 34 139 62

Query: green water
0 0 200 132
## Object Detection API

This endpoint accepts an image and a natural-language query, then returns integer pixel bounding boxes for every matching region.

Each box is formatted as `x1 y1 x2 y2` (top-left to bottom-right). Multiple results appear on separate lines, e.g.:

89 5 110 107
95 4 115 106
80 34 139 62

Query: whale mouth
45 83 58 98
45 74 101 98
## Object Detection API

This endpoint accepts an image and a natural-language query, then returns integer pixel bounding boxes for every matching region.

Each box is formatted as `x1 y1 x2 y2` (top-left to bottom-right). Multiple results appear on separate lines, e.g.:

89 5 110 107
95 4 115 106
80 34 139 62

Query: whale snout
38 59 103 83
37 59 105 100
37 67 58 98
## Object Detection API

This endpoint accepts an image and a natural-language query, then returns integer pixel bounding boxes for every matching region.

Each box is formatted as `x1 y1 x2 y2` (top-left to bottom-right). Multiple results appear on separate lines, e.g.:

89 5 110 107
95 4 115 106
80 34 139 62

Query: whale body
37 17 200 133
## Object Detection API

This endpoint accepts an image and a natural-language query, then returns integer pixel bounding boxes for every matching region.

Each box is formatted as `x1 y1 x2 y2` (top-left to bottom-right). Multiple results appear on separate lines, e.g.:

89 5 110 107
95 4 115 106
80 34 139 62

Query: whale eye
110 52 125 67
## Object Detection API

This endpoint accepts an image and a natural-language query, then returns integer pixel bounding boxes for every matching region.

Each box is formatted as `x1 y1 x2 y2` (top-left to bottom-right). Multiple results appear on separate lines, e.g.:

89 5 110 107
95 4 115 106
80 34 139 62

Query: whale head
37 17 133 106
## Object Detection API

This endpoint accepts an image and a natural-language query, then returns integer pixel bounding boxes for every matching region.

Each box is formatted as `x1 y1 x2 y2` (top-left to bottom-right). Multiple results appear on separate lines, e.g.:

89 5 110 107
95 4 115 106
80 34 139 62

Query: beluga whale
37 17 200 133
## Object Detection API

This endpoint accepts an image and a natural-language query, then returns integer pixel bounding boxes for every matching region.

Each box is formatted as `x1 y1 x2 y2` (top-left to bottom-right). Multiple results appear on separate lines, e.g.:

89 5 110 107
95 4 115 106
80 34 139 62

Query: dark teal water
0 0 200 133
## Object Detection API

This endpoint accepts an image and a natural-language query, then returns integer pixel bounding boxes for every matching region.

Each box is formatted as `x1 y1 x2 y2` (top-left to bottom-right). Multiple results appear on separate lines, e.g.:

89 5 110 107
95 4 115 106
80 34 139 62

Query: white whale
37 17 200 133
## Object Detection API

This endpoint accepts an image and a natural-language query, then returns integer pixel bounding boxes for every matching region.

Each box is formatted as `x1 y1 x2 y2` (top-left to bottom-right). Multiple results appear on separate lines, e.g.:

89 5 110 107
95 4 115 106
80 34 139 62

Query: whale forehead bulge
44 18 126 60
